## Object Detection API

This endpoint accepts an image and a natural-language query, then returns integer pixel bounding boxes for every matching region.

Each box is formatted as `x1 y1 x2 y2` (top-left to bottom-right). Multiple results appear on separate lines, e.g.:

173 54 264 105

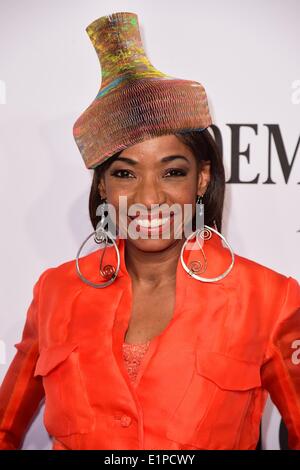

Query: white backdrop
0 0 299 450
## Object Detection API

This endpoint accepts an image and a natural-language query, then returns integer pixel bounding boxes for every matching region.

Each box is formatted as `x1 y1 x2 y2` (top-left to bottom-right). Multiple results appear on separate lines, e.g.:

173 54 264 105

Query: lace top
122 340 151 384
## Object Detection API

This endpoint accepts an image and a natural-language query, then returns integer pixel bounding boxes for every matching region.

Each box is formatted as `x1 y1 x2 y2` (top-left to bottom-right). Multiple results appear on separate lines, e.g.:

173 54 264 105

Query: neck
124 238 186 287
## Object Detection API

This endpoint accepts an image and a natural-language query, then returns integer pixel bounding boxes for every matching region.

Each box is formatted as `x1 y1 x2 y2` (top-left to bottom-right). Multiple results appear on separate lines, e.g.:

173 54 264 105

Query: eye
111 169 135 178
164 168 187 177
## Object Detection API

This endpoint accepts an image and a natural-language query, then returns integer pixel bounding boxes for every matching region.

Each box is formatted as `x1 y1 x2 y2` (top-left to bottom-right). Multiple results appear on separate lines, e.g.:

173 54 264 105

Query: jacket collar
77 229 237 388
45 228 237 354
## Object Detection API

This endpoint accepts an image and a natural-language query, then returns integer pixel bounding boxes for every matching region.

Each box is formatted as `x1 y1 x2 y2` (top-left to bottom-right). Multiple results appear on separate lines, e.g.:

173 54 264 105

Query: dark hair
89 128 225 233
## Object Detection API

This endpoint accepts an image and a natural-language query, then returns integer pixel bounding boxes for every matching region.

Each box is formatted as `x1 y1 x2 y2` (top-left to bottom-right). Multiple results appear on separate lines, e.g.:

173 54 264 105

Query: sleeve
260 275 300 450
0 269 50 450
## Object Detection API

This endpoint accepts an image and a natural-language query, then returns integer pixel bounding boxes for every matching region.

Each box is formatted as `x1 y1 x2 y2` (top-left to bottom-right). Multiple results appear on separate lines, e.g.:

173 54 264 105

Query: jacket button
120 415 132 427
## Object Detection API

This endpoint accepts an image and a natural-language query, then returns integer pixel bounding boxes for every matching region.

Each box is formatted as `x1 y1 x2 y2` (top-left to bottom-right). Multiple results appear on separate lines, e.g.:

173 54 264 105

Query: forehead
118 134 195 161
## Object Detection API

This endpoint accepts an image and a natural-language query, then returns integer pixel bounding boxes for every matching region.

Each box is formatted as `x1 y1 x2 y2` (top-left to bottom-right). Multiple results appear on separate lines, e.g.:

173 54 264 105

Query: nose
134 174 166 210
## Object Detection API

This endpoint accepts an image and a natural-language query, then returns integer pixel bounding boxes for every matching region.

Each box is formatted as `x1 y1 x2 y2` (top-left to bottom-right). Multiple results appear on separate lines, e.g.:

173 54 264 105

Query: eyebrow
113 155 190 165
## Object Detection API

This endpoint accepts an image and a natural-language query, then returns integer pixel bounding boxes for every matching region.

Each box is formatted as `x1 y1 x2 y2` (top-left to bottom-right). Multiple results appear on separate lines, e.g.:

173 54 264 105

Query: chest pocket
166 349 262 449
34 343 95 437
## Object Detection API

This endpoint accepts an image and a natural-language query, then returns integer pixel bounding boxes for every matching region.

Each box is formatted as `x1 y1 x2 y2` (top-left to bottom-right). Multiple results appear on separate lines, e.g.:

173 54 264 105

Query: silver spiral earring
180 194 235 282
76 198 120 288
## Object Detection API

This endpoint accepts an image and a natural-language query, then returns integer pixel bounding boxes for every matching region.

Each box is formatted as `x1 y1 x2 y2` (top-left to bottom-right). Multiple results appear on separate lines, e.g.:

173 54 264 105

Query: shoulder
232 250 299 307
226 251 300 341
206 233 291 288
36 247 103 293
233 250 286 281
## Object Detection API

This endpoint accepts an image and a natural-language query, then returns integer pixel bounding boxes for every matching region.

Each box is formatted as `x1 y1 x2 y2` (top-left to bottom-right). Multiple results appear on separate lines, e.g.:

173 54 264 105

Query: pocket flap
34 343 78 377
196 350 261 390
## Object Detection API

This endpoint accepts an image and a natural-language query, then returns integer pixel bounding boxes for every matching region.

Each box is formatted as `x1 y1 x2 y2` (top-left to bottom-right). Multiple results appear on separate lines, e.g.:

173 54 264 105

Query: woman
0 11 299 451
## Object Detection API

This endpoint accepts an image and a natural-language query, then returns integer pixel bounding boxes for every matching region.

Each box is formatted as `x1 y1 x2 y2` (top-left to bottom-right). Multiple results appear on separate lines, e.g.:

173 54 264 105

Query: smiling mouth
127 213 175 229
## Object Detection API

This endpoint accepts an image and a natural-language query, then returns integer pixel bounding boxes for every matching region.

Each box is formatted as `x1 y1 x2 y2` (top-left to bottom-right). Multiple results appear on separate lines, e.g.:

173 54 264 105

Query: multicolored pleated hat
73 11 212 169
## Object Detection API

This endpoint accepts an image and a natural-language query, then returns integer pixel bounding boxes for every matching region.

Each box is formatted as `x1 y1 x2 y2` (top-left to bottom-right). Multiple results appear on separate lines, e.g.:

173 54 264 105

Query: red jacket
0 232 299 450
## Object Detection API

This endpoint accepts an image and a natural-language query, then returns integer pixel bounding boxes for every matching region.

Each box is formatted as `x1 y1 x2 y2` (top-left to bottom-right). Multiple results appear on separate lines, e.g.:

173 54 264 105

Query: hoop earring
76 199 120 288
180 195 235 282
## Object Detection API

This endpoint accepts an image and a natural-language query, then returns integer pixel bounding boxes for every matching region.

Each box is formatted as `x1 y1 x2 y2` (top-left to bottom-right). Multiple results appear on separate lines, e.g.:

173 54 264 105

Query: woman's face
98 134 211 252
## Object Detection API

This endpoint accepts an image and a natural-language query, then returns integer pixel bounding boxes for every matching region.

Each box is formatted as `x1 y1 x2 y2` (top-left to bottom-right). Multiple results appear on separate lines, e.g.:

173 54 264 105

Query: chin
126 236 179 252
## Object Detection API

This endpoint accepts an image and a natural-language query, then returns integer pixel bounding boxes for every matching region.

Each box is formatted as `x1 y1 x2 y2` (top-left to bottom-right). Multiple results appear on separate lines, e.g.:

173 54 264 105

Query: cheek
168 184 197 204
105 183 129 205
104 177 198 206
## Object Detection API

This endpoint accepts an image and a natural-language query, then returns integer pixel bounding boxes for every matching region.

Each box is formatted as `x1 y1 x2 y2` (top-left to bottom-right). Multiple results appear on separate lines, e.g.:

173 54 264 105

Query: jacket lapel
45 230 238 384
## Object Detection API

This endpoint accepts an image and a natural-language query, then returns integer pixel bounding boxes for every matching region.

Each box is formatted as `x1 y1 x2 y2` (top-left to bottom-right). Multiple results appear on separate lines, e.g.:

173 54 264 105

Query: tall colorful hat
73 11 212 169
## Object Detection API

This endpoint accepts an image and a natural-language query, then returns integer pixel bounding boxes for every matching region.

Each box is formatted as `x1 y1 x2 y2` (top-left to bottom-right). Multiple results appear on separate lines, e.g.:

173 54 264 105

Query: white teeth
135 217 169 228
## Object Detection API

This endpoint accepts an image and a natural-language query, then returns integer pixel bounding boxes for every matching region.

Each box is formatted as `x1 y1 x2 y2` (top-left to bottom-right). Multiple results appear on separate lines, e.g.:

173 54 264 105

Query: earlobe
98 180 106 199
197 161 211 195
